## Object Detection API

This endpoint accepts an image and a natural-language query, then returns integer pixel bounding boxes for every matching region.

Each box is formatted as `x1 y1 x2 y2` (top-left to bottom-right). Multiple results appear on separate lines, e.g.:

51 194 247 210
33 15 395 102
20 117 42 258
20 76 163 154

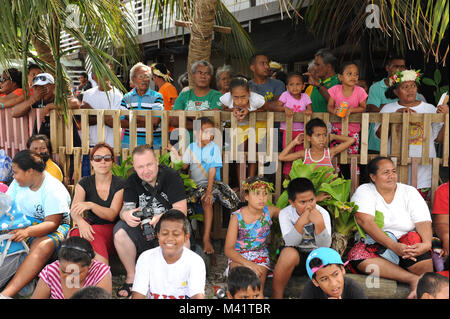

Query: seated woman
31 237 112 299
0 150 71 298
27 134 63 182
69 142 125 265
347 157 433 299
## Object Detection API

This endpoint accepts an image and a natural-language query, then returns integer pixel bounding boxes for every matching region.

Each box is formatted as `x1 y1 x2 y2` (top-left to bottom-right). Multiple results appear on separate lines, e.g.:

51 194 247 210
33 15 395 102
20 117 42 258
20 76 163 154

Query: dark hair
70 286 112 299
194 116 215 130
367 156 394 181
131 144 155 158
305 118 327 137
227 266 261 296
384 85 398 99
90 142 115 162
309 257 343 280
27 134 53 154
274 71 287 85
286 72 304 85
155 209 190 235
386 55 406 66
338 61 358 75
27 63 42 72
58 237 96 267
287 178 315 201
152 63 169 78
80 72 88 79
314 48 337 71
12 150 46 172
250 53 268 66
230 76 250 93
416 272 449 298
3 68 22 88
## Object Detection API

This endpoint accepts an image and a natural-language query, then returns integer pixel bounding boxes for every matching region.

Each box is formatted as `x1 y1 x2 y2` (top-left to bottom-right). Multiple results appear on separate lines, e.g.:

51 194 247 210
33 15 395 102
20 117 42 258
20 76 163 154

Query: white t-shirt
82 86 124 147
351 183 431 239
279 204 332 250
132 246 206 299
220 91 265 126
374 101 443 189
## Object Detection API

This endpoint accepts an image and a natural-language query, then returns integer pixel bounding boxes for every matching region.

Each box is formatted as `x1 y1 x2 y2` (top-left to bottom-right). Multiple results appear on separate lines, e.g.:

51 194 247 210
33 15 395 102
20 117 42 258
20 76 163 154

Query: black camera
133 204 156 241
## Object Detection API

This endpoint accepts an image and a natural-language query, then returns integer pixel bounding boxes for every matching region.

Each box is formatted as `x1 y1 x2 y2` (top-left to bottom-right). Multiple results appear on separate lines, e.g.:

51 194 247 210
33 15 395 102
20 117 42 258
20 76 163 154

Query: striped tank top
303 148 333 168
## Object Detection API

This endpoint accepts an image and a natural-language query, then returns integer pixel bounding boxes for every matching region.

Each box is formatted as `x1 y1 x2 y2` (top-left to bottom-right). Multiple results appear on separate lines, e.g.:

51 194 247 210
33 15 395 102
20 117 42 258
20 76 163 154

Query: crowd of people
0 47 448 300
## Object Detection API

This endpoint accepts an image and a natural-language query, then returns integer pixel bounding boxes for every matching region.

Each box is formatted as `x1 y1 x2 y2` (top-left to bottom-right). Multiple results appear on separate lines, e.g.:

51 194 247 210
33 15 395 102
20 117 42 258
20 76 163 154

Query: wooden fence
42 109 449 205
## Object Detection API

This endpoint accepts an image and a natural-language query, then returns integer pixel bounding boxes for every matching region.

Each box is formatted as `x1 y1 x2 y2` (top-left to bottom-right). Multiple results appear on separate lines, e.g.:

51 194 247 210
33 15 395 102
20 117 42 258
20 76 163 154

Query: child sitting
220 77 266 179
272 177 332 298
272 72 313 178
131 209 206 299
31 237 112 299
226 266 264 299
416 272 449 299
169 116 240 255
301 247 367 299
279 118 355 186
224 176 280 292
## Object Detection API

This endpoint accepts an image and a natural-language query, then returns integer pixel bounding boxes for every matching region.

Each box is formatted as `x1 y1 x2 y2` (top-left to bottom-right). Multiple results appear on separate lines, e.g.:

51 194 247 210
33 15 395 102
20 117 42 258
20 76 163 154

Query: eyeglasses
135 73 152 80
32 75 49 84
92 155 113 162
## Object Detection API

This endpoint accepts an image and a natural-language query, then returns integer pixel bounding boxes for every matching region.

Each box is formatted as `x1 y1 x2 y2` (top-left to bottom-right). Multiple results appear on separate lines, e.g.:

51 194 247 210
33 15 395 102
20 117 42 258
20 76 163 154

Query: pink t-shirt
39 259 111 299
328 85 368 132
279 91 312 131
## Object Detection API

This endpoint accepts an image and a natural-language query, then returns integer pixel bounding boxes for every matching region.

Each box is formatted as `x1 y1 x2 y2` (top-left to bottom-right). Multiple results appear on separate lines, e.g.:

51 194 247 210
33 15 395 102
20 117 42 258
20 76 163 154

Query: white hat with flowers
388 69 421 87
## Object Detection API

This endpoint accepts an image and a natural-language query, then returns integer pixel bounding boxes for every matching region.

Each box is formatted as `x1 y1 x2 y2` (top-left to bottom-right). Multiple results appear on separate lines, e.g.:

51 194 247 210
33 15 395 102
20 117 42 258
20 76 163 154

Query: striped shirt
120 87 164 146
39 259 111 299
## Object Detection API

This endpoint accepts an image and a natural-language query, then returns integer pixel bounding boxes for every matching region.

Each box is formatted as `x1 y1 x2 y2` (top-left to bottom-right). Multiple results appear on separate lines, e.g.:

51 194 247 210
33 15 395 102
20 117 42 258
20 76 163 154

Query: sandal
116 282 133 298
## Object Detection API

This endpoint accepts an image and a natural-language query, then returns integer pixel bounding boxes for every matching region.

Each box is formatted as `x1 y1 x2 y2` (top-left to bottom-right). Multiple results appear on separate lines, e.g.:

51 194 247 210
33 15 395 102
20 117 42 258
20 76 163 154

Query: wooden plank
145 110 154 147
421 114 431 166
379 113 390 157
266 112 275 162
230 114 238 162
443 113 449 167
399 165 409 185
350 156 358 197
161 110 168 154
401 113 409 166
73 147 82 185
113 110 121 156
58 146 68 185
178 112 187 155
122 148 129 163
65 110 74 156
81 111 90 155
340 116 349 164
275 158 282 201
96 109 105 144
248 112 257 163
431 158 440 204
285 114 293 146
390 124 401 157
323 113 330 148
360 113 369 165
129 110 137 152
50 110 58 154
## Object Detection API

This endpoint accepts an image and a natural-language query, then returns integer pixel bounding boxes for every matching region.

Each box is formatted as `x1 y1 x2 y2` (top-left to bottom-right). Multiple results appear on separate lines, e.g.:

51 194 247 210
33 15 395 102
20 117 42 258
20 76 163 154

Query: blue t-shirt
182 142 222 185
120 87 164 148
6 171 71 225
249 78 285 102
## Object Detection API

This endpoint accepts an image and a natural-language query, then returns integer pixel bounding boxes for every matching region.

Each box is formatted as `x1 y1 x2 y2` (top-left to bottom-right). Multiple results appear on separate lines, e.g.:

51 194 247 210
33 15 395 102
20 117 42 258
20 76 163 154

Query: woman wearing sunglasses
69 142 125 265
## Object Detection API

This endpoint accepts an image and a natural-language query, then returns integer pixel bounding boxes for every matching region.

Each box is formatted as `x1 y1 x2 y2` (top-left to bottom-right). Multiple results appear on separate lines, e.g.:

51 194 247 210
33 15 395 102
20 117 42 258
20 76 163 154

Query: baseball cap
306 247 347 279
31 73 54 87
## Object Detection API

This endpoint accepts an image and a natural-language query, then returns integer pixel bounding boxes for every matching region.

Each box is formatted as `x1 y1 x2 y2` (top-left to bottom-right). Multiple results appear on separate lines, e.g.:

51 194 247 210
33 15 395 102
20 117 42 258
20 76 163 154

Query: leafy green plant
111 156 134 179
422 69 449 105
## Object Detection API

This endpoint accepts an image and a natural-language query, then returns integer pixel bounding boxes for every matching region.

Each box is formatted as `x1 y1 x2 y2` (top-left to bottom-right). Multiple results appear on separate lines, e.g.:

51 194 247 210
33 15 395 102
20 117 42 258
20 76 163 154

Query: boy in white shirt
131 209 206 299
272 177 332 298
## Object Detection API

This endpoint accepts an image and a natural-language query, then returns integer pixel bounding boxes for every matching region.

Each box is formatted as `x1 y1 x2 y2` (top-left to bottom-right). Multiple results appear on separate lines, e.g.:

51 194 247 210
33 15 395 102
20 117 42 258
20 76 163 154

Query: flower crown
388 69 421 87
242 179 275 193
150 63 173 82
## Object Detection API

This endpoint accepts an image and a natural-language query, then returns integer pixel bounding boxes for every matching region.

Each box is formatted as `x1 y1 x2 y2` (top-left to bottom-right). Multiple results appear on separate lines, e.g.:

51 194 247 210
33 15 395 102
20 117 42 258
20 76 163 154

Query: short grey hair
190 60 214 75
130 62 151 79
307 59 315 70
215 64 232 84
314 48 337 71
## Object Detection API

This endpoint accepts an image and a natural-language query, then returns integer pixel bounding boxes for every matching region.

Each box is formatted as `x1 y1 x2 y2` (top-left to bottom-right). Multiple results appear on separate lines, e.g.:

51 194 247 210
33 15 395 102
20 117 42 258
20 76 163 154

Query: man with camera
113 144 187 298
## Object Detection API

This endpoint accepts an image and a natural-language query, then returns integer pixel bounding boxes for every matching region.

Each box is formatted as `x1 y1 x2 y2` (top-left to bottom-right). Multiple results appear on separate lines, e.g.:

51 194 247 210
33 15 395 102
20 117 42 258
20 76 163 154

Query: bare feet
203 238 215 255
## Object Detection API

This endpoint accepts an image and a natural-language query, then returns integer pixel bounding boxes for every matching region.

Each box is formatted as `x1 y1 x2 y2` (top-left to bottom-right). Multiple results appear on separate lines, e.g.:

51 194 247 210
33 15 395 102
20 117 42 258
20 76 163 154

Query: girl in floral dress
224 176 280 292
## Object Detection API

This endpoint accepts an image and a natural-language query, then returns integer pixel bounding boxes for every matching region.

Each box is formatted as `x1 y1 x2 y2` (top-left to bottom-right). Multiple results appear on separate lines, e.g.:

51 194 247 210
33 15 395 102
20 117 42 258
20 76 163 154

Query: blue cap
305 247 345 279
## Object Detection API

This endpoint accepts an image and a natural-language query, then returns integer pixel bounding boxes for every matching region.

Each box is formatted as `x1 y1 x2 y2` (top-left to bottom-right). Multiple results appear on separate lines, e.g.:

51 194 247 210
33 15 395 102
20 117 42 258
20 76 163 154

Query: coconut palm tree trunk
187 0 218 86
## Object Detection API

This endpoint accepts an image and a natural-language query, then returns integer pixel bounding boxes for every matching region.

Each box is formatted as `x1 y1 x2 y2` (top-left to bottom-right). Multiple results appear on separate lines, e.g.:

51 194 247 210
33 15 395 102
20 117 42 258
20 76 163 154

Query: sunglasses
32 75 49 83
92 155 113 162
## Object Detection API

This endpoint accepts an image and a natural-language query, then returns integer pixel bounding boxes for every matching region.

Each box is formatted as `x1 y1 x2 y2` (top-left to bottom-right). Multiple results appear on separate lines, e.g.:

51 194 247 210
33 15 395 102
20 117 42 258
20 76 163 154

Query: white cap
31 73 55 87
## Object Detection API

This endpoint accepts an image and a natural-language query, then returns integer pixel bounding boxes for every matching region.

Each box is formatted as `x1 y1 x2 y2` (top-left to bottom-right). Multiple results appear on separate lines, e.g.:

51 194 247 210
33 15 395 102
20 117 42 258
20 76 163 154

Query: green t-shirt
173 89 223 111
310 74 340 112
173 89 223 143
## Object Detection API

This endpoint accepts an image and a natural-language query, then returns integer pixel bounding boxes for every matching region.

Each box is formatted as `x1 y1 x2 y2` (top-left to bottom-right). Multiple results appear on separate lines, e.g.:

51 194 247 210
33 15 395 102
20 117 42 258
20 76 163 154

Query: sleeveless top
39 259 111 299
232 206 272 253
303 148 333 168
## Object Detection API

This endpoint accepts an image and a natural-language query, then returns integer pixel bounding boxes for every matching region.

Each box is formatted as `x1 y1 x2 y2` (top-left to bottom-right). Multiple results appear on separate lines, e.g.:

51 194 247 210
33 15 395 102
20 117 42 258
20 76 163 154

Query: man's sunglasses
32 75 49 83
92 155 113 162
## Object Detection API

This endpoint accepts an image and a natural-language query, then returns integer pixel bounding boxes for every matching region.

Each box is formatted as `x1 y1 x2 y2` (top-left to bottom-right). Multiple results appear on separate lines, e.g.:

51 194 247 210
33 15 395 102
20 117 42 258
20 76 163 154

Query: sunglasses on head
92 155 113 162
32 75 49 83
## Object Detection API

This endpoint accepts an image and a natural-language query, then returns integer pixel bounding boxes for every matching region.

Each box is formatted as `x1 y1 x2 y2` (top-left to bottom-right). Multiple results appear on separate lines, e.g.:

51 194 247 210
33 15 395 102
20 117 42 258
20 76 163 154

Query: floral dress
227 206 272 271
